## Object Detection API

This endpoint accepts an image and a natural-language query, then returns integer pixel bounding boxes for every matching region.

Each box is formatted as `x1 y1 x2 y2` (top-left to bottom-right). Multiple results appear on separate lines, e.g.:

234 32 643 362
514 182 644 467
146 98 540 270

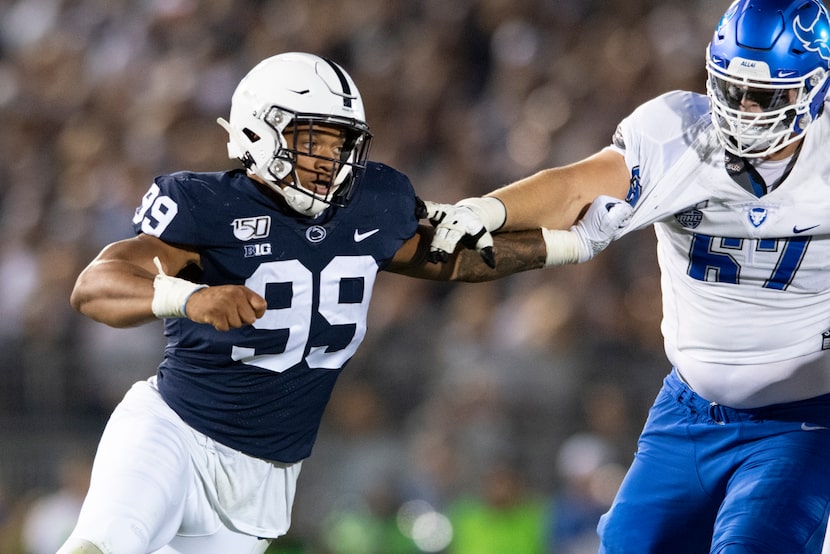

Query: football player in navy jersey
428 0 830 552
59 52 629 554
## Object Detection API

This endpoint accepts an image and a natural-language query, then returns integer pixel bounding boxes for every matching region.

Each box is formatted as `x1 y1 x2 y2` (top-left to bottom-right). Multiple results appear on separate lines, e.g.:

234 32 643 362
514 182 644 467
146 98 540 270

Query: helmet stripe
321 57 352 108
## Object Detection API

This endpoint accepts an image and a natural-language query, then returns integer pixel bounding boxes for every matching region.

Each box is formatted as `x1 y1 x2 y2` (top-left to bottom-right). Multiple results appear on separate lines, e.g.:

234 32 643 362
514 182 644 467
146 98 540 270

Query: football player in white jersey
57 52 627 554
428 0 830 551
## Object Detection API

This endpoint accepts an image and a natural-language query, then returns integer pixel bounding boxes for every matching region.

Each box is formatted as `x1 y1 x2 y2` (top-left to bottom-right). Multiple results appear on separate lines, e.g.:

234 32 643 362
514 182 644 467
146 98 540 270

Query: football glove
541 195 632 266
421 197 506 269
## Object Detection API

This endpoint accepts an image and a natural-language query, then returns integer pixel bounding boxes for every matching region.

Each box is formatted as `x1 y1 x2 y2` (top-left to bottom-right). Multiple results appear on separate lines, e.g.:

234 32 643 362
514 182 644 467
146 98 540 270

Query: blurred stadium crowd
0 0 723 552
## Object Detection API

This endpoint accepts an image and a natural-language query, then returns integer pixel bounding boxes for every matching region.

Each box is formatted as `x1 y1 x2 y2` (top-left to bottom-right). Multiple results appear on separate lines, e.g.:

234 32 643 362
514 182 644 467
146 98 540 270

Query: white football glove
422 197 506 269
542 195 633 266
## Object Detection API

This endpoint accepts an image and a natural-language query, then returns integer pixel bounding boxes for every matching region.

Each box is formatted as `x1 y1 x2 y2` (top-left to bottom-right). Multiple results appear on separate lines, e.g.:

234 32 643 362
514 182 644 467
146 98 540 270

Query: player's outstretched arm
427 149 631 262
489 149 631 231
387 225 547 282
70 234 266 331
390 195 631 281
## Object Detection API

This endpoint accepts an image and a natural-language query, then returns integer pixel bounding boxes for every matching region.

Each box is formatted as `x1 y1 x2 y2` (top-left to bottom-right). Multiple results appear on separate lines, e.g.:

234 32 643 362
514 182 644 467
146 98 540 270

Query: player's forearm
487 150 631 232
448 230 547 282
388 227 546 281
70 259 158 327
487 168 586 231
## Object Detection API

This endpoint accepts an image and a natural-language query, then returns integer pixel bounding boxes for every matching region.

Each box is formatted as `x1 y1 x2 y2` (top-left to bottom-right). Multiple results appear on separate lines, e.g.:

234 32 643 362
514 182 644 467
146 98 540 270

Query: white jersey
609 90 830 408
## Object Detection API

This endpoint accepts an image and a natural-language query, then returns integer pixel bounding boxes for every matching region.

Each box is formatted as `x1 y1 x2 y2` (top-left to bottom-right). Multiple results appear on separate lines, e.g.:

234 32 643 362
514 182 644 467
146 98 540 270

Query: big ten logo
244 243 272 258
232 216 271 240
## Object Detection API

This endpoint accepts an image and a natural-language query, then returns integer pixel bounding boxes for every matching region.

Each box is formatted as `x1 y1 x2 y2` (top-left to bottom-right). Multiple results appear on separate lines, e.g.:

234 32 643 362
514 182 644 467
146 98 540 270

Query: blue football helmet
706 0 830 157
217 53 372 217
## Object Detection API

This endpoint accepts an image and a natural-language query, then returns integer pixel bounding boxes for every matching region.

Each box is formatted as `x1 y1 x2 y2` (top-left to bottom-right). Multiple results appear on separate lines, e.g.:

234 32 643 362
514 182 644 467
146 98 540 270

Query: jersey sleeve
131 172 204 246
606 91 710 180
358 162 420 268
604 91 714 232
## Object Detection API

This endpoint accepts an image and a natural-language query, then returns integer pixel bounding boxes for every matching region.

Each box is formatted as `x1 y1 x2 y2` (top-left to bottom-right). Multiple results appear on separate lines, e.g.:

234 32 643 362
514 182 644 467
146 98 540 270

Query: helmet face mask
217 53 372 217
276 117 371 214
706 0 830 158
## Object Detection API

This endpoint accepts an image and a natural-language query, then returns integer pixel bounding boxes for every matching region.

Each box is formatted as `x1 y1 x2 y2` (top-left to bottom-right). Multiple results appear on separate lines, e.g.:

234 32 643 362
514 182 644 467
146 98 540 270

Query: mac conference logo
675 209 703 229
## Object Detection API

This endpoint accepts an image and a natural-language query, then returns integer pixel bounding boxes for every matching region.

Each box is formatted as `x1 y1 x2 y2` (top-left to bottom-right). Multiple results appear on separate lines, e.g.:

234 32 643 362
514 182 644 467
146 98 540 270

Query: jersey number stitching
687 234 810 290
133 183 177 236
231 257 377 373
134 185 379 373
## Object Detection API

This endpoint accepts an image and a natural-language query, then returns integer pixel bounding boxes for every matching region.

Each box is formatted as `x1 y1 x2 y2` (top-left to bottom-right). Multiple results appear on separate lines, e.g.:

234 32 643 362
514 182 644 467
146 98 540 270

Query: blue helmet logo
793 1 830 63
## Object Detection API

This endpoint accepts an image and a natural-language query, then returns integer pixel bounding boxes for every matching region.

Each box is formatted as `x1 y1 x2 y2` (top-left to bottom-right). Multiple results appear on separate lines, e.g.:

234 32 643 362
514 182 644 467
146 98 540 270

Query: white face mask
220 110 369 218
706 53 828 158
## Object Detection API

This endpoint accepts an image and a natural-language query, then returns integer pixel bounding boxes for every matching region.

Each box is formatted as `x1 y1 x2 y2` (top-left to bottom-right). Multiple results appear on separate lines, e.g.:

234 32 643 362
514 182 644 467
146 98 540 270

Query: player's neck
763 139 801 162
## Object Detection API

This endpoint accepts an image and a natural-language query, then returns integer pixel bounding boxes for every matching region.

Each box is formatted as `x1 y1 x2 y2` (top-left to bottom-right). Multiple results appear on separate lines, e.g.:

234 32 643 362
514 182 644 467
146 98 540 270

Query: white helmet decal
794 7 830 63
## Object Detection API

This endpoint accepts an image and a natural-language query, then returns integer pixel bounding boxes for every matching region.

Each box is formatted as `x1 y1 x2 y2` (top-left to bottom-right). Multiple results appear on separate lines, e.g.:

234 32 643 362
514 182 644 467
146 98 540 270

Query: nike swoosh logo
289 89 310 95
801 422 828 431
354 228 380 242
793 224 820 234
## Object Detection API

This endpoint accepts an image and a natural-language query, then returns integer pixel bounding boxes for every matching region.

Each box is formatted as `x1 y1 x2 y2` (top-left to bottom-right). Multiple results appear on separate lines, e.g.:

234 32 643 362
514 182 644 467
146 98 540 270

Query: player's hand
420 198 506 269
571 195 633 262
184 285 267 332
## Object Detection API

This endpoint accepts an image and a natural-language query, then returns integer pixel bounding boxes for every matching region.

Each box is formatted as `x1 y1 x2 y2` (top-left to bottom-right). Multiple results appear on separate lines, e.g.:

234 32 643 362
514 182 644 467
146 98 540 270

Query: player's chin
303 181 333 196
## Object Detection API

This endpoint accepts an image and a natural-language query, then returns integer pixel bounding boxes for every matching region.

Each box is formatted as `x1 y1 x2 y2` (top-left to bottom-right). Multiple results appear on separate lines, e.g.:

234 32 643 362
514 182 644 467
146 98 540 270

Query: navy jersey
131 162 419 462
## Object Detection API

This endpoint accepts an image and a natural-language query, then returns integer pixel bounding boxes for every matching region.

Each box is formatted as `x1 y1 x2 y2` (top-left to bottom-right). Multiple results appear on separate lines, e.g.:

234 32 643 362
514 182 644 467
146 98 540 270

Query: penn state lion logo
793 2 830 62
305 225 327 243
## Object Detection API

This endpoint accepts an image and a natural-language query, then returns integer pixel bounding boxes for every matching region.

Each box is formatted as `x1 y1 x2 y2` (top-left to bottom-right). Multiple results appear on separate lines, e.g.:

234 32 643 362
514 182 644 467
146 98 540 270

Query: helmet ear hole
243 128 261 142
241 152 255 170
268 158 292 180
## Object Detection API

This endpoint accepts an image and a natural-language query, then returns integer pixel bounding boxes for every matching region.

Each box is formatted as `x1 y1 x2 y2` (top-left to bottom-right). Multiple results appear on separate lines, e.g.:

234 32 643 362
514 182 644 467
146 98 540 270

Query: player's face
719 84 797 114
283 124 347 195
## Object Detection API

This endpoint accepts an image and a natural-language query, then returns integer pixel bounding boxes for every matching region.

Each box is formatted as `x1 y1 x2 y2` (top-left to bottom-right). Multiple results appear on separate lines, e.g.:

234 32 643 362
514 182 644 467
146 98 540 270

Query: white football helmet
217 52 372 217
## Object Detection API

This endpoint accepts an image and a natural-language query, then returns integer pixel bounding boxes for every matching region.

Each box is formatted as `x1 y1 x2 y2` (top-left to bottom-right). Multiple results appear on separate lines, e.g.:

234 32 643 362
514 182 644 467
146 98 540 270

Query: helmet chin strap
268 163 341 218
273 183 330 217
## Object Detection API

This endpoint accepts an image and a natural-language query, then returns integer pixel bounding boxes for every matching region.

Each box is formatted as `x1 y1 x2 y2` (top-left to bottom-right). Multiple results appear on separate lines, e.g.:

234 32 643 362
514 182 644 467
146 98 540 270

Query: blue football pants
598 369 830 553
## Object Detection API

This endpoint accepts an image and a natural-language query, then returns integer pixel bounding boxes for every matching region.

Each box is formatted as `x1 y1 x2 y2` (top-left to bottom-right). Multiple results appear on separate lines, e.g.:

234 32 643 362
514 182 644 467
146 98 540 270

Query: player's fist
185 285 266 332
421 198 506 269
571 195 633 262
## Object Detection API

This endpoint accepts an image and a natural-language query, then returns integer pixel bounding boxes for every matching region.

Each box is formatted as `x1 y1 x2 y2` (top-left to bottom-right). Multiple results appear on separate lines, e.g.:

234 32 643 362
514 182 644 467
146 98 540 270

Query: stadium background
0 0 719 551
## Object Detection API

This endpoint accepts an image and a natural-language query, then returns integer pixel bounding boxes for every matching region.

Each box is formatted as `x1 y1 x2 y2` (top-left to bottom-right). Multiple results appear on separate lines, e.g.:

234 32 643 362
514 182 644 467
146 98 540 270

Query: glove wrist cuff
540 228 587 266
458 197 506 231
151 257 208 319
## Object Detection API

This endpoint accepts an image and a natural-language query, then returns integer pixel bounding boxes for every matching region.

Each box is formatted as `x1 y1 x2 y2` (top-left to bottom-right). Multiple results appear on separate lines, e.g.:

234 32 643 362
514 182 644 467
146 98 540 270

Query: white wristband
540 228 585 267
457 197 507 231
151 257 208 319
